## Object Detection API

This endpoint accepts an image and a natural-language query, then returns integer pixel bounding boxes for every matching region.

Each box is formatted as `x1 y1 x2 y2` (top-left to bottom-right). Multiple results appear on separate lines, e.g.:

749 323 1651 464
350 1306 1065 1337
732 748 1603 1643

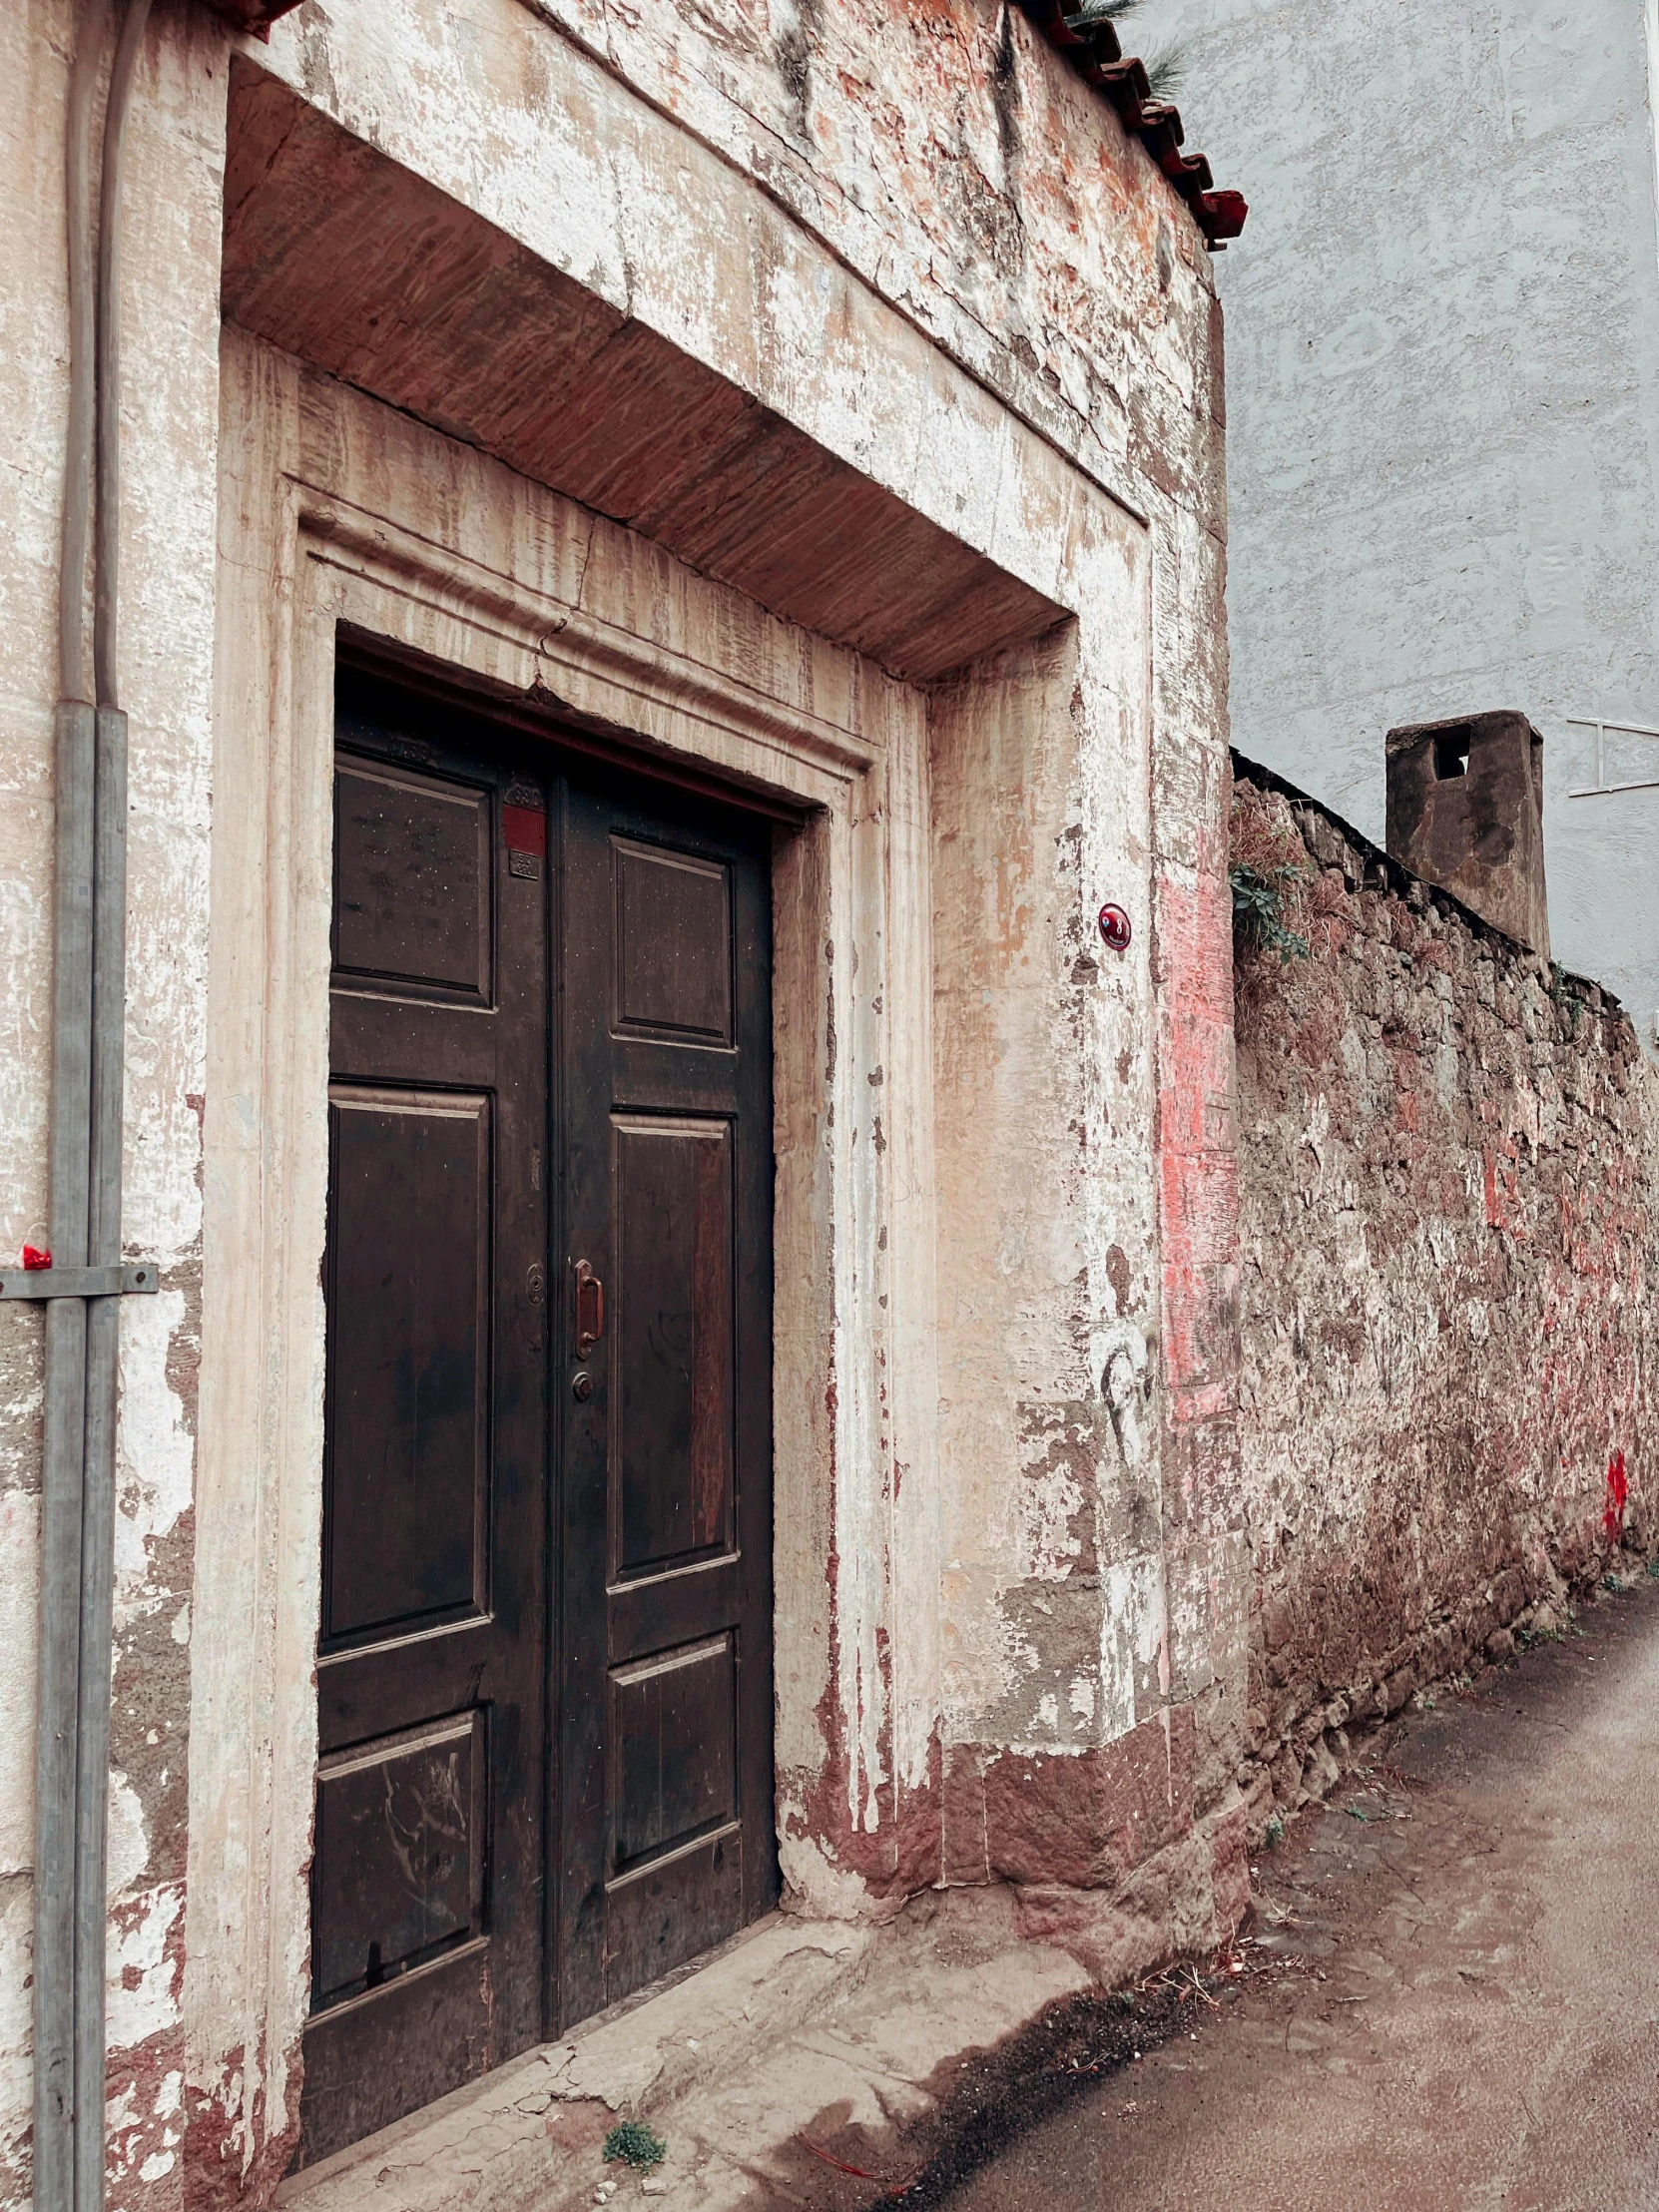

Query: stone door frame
197 331 935 2168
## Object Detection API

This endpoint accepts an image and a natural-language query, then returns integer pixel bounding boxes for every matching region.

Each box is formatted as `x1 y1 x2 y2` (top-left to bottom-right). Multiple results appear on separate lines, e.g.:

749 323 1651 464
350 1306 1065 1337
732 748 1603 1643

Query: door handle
573 1259 604 1358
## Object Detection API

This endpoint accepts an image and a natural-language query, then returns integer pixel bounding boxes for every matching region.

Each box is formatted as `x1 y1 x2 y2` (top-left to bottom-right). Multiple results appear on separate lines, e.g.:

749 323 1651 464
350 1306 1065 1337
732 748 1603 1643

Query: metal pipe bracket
0 1265 158 1300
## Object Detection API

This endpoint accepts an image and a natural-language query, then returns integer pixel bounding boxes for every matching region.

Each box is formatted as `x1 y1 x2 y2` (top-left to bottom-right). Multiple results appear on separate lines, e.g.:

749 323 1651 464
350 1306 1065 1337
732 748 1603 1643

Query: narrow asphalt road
940 1574 1659 2212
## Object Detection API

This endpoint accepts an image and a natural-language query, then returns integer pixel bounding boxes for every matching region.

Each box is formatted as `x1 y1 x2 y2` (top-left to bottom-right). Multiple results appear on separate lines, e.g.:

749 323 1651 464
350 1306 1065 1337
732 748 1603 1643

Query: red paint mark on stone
22 1243 50 1271
1154 859 1242 1532
977 1710 1198 1891
183 2028 302 2210
780 1369 942 1899
1604 1449 1628 1541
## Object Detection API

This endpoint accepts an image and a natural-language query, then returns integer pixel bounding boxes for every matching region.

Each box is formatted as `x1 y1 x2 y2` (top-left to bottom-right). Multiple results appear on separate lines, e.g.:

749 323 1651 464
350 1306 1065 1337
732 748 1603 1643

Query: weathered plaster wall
1232 761 1659 1834
3 0 1240 2203
1143 0 1659 1055
0 0 227 2201
227 0 1243 1982
928 546 1248 1988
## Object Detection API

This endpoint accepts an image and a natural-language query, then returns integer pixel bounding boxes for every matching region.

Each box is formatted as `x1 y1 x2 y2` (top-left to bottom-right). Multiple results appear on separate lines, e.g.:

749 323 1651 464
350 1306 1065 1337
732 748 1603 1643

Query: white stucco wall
1141 0 1659 1049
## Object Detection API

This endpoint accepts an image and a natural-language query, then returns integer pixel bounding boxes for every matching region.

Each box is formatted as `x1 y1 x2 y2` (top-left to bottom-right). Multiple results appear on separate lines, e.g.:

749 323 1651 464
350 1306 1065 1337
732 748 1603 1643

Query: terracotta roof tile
1017 1 1247 246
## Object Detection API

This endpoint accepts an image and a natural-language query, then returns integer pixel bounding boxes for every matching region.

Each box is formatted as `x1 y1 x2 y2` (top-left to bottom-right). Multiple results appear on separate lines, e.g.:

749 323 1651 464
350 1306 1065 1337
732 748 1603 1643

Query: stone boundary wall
1231 755 1659 1835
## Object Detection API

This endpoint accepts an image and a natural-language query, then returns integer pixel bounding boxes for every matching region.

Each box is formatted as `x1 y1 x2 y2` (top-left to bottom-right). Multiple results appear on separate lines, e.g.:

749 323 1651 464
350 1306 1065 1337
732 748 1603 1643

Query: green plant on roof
1061 0 1188 97
603 2120 668 2172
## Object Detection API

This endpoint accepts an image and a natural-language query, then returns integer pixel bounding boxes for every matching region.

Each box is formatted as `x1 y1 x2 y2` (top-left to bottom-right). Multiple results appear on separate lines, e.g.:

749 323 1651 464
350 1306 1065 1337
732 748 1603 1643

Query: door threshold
277 1888 1091 2212
277 1910 851 2211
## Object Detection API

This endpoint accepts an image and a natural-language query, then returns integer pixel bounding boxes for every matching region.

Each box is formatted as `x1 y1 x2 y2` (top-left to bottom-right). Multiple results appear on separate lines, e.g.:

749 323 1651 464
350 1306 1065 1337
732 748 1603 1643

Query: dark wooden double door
298 673 776 2165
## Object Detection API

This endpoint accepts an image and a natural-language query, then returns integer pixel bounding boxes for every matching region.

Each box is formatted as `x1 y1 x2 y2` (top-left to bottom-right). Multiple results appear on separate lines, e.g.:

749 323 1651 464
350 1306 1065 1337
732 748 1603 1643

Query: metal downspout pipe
36 5 154 2210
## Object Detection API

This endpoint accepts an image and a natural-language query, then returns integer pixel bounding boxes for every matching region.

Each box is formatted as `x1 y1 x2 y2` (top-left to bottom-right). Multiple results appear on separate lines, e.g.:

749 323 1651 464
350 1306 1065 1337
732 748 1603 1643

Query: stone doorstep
277 1889 1093 2212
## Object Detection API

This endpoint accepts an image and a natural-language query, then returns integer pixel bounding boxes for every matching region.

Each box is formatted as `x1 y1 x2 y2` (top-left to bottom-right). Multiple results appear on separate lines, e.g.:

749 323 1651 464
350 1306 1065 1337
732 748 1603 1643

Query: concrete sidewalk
936 1574 1659 2212
276 1885 1093 2212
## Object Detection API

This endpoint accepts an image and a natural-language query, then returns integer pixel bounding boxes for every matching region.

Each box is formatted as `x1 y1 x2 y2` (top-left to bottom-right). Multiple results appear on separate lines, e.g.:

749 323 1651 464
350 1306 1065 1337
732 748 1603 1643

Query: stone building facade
1 2 1247 2205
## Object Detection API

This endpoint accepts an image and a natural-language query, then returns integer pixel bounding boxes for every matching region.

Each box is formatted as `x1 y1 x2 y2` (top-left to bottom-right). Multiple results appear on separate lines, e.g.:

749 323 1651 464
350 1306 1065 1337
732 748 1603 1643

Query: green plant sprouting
603 2120 668 2172
1230 863 1311 964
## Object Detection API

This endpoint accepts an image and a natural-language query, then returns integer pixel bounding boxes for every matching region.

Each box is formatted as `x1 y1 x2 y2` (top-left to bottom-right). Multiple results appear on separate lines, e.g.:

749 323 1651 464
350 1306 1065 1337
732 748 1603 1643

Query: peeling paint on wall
2 0 1240 2199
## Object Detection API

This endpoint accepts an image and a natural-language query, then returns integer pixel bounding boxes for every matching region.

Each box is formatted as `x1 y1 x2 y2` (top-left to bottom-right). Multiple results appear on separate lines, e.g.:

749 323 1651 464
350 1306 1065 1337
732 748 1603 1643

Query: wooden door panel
611 1117 734 1578
332 759 492 1004
606 1556 740 1667
311 1710 486 2006
327 1003 500 1095
605 1044 750 1117
317 1619 494 1754
612 837 733 1044
298 1947 492 2173
323 1090 490 1645
611 1632 737 1871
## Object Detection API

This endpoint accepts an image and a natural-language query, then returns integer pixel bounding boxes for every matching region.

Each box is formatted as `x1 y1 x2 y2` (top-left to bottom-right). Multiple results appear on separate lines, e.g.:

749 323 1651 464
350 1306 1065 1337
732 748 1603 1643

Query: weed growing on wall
1548 958 1592 1041
1231 863 1311 962
1230 783 1313 964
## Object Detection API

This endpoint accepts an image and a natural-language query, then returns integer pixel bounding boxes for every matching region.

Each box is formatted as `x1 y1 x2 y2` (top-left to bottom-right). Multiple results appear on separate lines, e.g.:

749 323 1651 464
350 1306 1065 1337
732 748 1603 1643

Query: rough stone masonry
1231 758 1659 1832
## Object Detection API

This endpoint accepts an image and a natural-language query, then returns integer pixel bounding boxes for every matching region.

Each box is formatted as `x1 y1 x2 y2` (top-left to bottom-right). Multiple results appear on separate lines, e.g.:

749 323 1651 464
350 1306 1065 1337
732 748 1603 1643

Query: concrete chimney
1384 710 1550 959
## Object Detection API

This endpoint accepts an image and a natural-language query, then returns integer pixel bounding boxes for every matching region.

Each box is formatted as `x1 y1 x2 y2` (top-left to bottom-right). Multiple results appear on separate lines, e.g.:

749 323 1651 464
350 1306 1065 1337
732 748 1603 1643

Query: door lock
571 1370 594 1402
